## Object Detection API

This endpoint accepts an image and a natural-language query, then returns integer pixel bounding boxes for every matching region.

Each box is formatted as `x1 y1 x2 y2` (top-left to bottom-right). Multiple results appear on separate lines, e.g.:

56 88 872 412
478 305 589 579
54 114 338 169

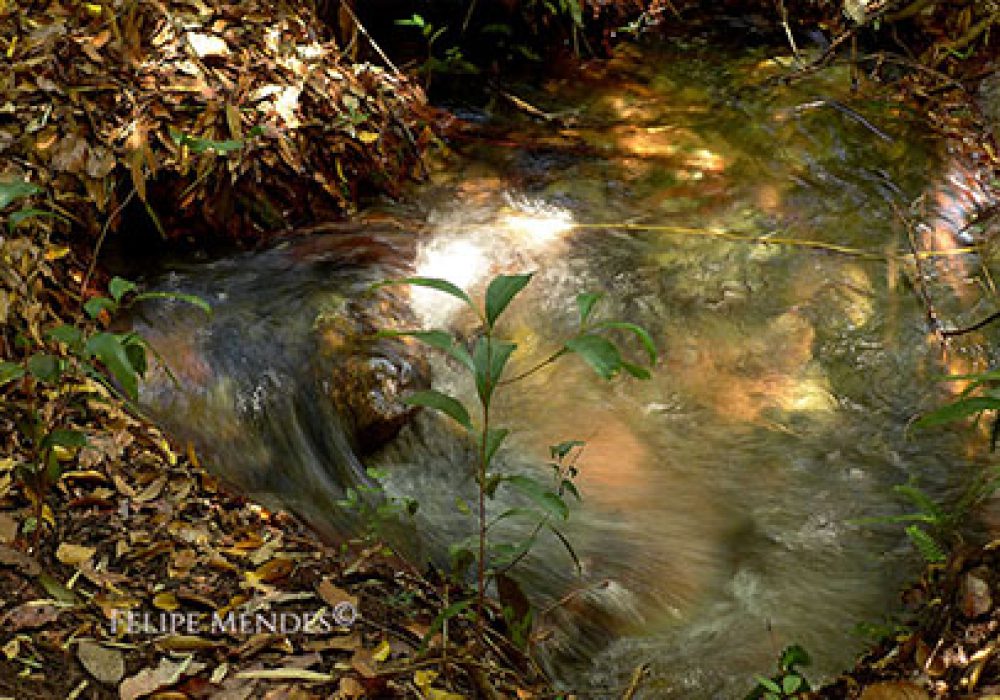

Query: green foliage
377 272 656 639
913 369 1000 448
746 644 812 699
0 179 69 234
336 467 419 546
2 276 209 546
168 125 264 155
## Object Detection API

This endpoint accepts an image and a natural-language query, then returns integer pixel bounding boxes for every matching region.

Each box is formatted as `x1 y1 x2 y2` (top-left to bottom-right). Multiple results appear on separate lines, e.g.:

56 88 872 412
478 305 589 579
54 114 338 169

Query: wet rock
960 569 993 619
316 291 430 455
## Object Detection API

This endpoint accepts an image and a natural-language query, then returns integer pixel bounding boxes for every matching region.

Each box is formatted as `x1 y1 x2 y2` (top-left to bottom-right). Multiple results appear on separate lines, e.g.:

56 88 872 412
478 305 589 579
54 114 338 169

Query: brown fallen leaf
1 601 61 631
135 475 167 502
249 557 294 584
0 546 41 577
317 579 358 610
119 656 206 700
0 512 19 543
76 640 125 685
337 676 364 700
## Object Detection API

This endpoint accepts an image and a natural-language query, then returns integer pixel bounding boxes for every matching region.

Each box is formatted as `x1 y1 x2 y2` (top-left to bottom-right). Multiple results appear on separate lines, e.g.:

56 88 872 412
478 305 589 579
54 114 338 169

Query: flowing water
132 41 999 698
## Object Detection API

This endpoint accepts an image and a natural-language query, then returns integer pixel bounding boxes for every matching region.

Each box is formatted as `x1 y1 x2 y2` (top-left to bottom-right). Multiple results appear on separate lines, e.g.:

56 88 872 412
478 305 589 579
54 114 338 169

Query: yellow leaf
358 131 379 144
6 36 16 60
43 245 70 261
372 639 391 663
83 3 102 16
41 504 55 528
414 669 438 689
427 690 466 700
153 592 179 611
56 542 96 566
248 557 294 584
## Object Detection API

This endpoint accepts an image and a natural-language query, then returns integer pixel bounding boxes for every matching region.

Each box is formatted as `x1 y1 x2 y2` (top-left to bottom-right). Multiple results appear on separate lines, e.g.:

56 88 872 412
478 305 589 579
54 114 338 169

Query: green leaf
84 296 117 319
906 525 946 563
0 180 41 209
780 644 811 670
483 427 509 465
454 496 471 515
41 429 88 450
85 332 138 400
550 440 584 460
595 321 658 364
561 479 581 501
8 208 64 232
403 389 472 430
124 340 148 376
424 598 472 645
378 329 473 371
485 273 532 328
893 482 943 519
564 334 622 379
472 337 516 404
169 128 245 154
0 361 25 386
621 361 651 380
133 291 212 316
374 277 475 314
395 13 426 28
505 475 569 520
27 354 61 383
754 676 782 694
489 507 538 527
108 276 138 302
913 396 1000 428
782 674 803 695
576 292 602 325
46 324 83 348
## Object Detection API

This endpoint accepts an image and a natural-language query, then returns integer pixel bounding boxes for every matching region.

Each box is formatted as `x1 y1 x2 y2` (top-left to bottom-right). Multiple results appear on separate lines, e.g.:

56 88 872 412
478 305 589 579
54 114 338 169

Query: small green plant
394 14 478 91
889 369 1000 563
0 276 209 548
336 466 419 547
746 644 812 700
376 272 656 638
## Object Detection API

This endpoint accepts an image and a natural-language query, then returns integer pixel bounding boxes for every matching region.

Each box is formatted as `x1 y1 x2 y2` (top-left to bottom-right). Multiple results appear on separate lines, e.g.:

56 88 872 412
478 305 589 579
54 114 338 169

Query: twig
622 663 650 700
793 98 894 141
932 11 1000 67
776 0 802 64
82 188 136 295
892 201 942 337
337 2 403 78
941 310 1000 338
498 90 576 127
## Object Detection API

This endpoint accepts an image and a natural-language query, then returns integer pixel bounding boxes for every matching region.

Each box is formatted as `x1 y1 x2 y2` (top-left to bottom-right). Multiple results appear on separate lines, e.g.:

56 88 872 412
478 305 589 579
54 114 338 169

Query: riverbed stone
315 292 430 454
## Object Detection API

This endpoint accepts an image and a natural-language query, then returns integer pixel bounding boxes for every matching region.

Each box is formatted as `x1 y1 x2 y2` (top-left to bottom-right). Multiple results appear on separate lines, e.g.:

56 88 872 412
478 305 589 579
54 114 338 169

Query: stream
129 41 998 698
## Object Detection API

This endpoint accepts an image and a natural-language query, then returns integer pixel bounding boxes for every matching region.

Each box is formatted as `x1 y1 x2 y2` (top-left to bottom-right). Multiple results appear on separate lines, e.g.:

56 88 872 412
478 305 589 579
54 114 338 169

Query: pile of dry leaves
1 0 433 243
